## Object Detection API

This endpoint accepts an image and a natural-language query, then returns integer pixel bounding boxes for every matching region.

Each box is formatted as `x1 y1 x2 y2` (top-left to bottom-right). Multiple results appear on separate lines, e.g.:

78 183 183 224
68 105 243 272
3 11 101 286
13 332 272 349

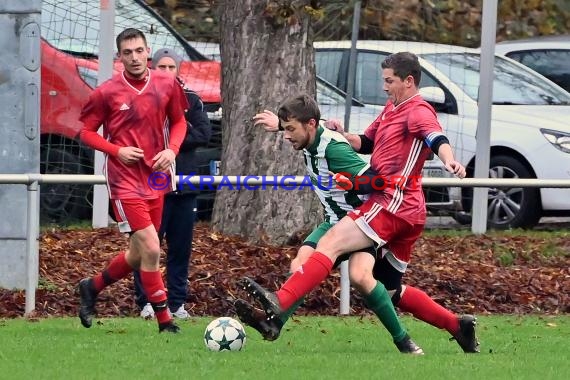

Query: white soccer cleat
171 305 190 319
140 303 155 319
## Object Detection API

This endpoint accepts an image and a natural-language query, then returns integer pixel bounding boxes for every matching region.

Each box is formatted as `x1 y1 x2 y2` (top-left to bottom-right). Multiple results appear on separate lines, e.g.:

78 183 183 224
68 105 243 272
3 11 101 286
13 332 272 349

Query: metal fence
3 174 570 316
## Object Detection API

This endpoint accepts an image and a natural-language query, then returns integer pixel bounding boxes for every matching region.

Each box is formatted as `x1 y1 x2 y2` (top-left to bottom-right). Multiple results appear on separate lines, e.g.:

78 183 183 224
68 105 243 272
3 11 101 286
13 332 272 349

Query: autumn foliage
1 225 568 318
145 0 570 47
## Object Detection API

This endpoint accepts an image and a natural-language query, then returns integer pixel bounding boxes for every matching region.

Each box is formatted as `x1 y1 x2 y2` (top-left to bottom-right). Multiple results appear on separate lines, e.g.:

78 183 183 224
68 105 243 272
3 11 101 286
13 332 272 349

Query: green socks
364 281 407 343
279 272 304 324
279 296 304 323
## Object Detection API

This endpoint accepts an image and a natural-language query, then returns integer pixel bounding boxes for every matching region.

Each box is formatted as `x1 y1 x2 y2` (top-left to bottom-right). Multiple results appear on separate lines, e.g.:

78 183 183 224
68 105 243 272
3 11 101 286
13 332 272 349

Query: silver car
494 35 570 93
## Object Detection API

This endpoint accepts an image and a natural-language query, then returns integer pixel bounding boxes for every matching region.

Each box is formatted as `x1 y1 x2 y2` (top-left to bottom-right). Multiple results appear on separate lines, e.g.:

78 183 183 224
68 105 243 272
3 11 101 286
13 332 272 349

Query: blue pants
133 192 196 311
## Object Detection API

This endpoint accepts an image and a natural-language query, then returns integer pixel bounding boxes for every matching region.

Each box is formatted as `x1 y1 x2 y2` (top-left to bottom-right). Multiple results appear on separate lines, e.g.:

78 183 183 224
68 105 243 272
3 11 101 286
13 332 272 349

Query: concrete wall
0 0 41 289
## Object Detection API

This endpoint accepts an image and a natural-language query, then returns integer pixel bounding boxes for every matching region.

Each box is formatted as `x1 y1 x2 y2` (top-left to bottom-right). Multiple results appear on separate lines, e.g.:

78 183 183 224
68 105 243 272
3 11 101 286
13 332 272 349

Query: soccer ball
204 317 246 352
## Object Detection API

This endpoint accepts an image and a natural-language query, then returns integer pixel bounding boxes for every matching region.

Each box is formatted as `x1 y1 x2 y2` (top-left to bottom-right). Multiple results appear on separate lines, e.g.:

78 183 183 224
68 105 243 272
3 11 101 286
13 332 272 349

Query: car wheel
453 155 541 229
40 145 92 223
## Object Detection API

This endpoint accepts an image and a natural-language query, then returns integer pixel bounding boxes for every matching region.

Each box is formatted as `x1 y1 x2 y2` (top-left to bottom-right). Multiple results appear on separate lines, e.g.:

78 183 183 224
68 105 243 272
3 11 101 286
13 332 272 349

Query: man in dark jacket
134 48 212 319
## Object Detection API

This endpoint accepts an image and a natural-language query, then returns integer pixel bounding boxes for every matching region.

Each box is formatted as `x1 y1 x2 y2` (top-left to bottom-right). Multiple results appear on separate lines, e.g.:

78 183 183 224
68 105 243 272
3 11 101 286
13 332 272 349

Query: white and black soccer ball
204 317 246 352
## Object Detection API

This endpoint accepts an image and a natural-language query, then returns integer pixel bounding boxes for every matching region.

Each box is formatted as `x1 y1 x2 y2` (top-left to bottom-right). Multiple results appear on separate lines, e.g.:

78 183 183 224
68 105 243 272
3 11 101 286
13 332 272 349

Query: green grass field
1 315 568 379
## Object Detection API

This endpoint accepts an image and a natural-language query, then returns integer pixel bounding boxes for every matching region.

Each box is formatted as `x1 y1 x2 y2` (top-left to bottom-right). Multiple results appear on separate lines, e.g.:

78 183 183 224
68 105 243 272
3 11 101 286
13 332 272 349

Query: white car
315 40 570 229
494 35 570 93
317 77 383 135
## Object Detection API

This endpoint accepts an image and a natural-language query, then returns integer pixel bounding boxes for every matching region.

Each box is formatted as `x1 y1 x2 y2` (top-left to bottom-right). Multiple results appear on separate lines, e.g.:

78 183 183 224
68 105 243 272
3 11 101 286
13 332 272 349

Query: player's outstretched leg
450 315 480 353
234 299 282 341
395 334 424 355
77 278 98 328
239 277 283 317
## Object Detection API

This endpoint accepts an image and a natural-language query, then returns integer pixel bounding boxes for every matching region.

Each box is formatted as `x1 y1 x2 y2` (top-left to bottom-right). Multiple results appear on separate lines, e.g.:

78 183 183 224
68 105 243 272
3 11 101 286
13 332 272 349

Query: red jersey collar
122 69 150 92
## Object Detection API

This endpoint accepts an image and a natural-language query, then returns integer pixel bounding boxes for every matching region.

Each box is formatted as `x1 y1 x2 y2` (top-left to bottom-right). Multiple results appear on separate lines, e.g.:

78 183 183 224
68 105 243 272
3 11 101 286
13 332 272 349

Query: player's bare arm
437 144 466 178
342 132 363 151
323 118 363 152
152 148 176 172
323 118 343 132
253 110 279 132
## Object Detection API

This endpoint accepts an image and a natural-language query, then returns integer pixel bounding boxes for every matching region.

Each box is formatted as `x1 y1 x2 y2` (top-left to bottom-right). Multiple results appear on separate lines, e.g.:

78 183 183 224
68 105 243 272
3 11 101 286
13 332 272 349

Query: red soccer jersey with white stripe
80 70 188 199
364 94 443 224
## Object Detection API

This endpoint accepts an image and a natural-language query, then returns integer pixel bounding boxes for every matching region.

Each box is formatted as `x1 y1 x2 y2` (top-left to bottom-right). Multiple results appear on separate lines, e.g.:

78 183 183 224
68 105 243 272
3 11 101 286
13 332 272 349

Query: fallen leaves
0 224 568 318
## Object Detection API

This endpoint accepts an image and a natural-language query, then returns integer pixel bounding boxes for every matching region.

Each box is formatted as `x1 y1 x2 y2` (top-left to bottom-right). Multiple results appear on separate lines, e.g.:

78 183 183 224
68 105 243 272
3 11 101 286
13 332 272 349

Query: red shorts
111 197 164 233
348 200 424 272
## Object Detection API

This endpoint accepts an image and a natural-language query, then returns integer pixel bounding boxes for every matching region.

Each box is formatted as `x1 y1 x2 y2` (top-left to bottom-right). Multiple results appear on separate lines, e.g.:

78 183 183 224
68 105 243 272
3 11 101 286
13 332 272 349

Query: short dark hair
381 52 421 86
277 94 320 123
116 28 147 52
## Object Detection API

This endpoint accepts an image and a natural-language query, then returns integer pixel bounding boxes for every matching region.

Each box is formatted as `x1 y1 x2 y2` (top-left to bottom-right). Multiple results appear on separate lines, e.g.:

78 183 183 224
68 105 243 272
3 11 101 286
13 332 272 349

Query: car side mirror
419 86 446 104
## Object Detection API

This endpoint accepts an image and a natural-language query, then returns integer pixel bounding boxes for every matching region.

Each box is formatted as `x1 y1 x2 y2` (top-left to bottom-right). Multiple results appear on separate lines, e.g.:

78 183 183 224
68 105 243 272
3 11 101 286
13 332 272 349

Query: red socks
90 251 171 325
140 270 171 324
92 251 132 292
398 285 460 334
276 252 333 310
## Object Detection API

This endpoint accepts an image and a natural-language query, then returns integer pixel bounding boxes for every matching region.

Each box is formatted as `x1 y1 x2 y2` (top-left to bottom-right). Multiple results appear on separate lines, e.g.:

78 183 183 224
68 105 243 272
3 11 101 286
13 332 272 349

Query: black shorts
372 254 404 290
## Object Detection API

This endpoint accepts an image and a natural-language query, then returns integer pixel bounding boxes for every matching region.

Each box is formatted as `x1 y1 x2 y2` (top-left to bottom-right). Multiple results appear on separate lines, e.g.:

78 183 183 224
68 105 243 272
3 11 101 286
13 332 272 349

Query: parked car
314 40 570 229
494 35 570 93
40 0 222 222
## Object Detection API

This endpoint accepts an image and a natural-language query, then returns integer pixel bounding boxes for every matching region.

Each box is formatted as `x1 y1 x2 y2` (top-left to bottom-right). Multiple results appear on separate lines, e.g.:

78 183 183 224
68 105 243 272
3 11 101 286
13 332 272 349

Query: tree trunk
213 0 322 245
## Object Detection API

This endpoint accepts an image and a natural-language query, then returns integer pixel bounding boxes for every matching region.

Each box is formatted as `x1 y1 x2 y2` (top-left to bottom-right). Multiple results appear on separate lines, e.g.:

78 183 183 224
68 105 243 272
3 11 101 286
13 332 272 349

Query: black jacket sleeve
358 134 374 154
179 89 212 151
350 167 384 194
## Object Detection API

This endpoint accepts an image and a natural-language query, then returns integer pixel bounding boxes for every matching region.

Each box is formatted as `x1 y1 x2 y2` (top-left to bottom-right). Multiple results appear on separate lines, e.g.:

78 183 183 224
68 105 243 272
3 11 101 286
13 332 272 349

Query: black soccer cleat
159 321 180 334
395 334 424 355
77 278 98 328
234 299 282 341
451 314 480 353
239 277 283 318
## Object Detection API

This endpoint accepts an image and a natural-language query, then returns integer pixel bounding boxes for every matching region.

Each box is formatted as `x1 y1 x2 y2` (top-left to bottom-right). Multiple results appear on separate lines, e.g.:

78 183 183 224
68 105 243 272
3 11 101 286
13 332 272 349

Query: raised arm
323 119 372 154
252 110 280 132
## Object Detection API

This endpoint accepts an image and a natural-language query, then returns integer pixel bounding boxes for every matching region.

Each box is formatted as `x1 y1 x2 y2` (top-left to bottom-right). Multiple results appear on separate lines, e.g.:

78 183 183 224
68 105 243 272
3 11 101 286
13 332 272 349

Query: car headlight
540 128 570 153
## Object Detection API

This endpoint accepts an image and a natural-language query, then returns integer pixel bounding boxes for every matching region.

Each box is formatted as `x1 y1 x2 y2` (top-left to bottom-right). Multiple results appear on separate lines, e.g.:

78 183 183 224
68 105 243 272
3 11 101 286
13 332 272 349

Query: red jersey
364 94 443 224
80 70 188 199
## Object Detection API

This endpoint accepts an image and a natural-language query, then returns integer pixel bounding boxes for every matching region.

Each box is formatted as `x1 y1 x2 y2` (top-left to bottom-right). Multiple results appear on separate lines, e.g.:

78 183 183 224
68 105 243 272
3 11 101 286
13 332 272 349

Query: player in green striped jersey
235 94 422 354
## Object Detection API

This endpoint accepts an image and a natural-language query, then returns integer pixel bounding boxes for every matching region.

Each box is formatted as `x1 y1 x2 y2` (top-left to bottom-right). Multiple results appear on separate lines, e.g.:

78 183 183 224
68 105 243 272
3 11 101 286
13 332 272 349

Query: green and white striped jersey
304 125 370 224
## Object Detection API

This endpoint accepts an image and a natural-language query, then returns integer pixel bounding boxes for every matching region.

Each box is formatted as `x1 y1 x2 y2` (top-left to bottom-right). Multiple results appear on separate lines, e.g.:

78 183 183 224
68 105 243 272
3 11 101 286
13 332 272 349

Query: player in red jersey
242 52 480 352
77 28 188 333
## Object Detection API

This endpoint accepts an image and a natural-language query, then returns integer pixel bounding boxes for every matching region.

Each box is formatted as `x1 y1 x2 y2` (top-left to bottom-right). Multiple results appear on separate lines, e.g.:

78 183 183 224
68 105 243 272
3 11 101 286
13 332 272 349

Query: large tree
212 1 323 244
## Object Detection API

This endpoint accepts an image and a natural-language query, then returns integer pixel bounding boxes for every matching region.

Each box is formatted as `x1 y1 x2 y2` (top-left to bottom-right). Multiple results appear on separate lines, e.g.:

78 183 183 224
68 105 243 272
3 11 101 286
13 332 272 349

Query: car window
422 53 570 105
354 52 388 105
316 79 346 105
418 70 443 90
315 50 345 89
506 50 570 92
354 51 443 106
42 0 192 60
